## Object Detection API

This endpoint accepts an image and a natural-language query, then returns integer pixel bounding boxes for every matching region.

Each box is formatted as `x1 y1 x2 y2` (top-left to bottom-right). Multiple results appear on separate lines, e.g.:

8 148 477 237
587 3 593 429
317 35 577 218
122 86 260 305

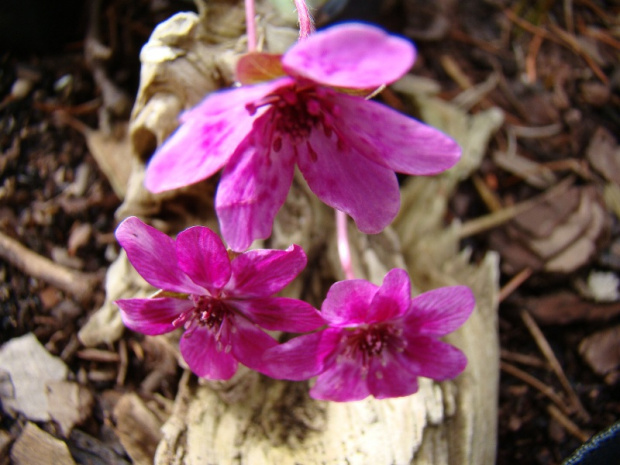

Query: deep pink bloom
145 23 461 251
114 216 323 380
264 269 474 401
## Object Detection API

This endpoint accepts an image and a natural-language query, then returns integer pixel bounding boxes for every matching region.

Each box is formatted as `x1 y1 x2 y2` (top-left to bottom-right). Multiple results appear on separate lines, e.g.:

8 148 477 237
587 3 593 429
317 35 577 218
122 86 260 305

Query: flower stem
336 210 355 280
245 0 257 52
294 0 315 40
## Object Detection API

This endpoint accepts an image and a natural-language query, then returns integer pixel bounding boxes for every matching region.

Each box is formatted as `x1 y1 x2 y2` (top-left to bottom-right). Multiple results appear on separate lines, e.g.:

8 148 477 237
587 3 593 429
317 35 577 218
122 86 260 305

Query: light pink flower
145 23 461 251
114 216 323 380
264 269 474 401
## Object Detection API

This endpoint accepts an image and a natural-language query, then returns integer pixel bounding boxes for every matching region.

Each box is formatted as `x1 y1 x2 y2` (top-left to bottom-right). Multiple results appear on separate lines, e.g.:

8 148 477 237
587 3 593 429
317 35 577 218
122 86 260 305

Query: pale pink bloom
264 269 474 401
145 23 461 251
114 216 323 380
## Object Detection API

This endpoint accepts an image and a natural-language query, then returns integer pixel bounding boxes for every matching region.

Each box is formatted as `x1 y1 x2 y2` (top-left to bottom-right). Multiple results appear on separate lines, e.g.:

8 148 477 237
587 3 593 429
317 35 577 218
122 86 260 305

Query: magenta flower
144 23 461 252
264 269 474 402
114 216 324 380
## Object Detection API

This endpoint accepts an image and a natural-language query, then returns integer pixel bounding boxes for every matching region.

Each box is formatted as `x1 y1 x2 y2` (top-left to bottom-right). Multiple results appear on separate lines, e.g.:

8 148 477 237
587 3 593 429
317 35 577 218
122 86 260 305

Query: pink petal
176 226 231 292
406 286 475 336
226 244 307 297
282 23 415 89
262 331 330 380
401 336 468 381
229 314 278 374
231 297 324 332
115 217 205 294
333 93 461 175
298 128 400 234
144 79 290 194
367 353 420 399
367 268 411 323
321 279 378 327
180 78 290 121
116 297 193 335
216 119 296 252
310 355 371 402
179 321 238 380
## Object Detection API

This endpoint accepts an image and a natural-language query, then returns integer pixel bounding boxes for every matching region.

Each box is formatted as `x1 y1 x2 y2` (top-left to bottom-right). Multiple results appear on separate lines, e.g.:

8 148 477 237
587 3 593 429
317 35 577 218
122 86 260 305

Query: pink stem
336 210 355 280
245 0 257 52
294 0 315 40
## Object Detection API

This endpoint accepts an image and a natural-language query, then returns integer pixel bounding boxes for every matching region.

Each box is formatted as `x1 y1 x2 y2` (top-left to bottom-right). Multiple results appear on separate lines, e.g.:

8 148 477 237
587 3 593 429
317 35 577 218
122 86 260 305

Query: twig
520 310 591 421
457 176 574 239
77 348 121 363
501 361 571 416
525 32 544 84
0 230 100 301
499 267 533 302
500 349 547 368
547 404 591 442
117 338 128 386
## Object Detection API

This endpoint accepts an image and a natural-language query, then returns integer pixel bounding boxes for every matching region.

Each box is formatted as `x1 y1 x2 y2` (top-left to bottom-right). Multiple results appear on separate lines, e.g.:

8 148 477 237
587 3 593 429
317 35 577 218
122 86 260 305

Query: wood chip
113 393 163 465
526 291 620 325
46 380 94 437
586 127 620 184
0 333 68 421
10 423 75 465
579 325 620 378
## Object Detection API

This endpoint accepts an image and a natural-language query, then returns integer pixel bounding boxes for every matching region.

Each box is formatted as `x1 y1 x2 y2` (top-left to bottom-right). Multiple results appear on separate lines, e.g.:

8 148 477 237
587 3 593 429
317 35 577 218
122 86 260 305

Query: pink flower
144 23 461 251
264 269 474 402
114 216 324 380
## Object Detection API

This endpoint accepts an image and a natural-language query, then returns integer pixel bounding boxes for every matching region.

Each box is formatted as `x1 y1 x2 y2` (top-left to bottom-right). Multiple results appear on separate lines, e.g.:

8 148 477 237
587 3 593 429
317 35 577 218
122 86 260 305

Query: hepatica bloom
114 216 323 380
265 269 474 402
144 23 462 252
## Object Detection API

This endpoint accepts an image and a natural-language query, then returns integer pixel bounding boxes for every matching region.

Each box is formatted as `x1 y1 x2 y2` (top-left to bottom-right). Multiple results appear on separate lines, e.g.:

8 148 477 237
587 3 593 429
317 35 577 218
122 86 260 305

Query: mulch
1 1 619 464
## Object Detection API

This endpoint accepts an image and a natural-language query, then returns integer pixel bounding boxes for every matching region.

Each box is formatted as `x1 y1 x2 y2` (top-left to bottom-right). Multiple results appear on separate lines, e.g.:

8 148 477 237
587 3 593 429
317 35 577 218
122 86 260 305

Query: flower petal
229 314 278 374
401 336 468 381
227 244 307 297
298 128 400 234
282 23 415 89
321 279 377 327
216 118 296 252
406 286 475 336
262 330 333 380
144 79 289 194
176 226 231 292
310 356 371 402
231 297 324 332
367 353 420 399
180 323 238 380
116 297 193 335
367 268 411 323
181 78 289 121
115 217 205 294
334 93 461 175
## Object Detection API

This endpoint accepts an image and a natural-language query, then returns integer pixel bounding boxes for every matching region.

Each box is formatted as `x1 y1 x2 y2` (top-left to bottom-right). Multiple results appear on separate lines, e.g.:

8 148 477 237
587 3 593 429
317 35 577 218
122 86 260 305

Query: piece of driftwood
89 1 502 463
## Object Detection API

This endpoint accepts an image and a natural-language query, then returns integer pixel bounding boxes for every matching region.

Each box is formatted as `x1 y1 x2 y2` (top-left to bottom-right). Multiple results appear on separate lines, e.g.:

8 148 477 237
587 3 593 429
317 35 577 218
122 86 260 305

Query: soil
1 1 619 464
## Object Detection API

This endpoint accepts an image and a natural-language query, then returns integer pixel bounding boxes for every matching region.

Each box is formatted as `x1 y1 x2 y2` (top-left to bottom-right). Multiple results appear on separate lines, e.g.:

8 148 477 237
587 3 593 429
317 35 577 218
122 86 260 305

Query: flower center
246 84 339 151
172 295 229 339
340 323 406 378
